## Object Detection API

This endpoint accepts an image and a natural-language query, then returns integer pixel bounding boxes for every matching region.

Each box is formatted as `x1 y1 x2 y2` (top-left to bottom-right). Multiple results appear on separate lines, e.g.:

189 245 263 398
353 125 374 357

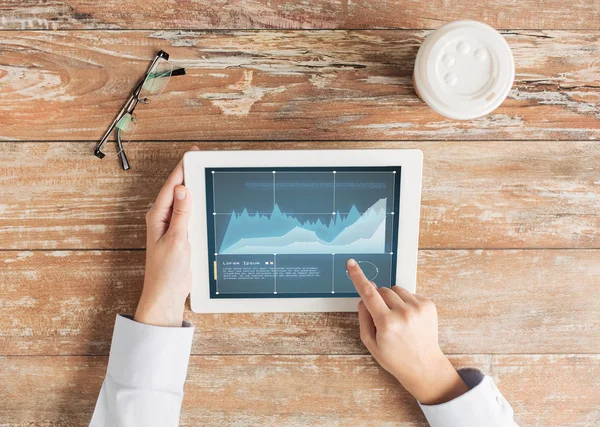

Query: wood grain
1 2 598 426
0 31 598 141
493 355 600 426
1 249 598 356
1 141 598 250
1 0 599 30
1 354 599 426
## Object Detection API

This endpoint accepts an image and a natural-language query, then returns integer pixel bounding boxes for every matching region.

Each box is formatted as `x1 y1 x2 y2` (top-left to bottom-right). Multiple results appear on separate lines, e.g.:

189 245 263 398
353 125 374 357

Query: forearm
135 290 186 327
397 351 469 405
418 368 519 427
90 315 194 427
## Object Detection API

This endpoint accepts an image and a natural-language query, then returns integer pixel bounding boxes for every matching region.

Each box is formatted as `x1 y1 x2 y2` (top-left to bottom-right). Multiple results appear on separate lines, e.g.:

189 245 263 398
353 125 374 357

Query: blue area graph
219 198 387 254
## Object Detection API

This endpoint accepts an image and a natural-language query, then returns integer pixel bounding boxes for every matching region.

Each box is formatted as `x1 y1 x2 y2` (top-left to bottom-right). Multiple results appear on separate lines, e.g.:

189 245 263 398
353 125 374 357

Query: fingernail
348 259 356 267
175 187 186 200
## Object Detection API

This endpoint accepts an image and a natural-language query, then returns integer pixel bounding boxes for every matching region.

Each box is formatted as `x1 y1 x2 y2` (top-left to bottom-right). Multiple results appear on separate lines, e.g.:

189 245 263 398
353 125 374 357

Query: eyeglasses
94 50 186 170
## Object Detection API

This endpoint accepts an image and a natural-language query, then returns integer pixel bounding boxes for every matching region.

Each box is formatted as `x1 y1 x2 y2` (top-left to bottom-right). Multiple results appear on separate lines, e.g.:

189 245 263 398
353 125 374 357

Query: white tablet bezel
184 149 422 313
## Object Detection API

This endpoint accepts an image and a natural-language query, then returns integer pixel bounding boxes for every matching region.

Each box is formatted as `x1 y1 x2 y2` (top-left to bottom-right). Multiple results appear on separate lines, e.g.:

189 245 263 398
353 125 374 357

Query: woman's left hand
134 146 198 327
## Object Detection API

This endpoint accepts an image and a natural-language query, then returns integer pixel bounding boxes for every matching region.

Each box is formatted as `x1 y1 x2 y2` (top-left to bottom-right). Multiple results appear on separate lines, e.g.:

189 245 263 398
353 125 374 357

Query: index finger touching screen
347 259 389 321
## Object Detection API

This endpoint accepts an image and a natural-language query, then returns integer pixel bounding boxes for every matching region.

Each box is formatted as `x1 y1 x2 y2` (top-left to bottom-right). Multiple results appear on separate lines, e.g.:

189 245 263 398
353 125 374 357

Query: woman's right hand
347 258 469 405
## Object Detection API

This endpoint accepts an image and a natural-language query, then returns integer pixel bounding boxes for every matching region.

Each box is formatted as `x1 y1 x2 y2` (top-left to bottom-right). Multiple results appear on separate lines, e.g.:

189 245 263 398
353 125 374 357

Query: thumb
168 185 192 238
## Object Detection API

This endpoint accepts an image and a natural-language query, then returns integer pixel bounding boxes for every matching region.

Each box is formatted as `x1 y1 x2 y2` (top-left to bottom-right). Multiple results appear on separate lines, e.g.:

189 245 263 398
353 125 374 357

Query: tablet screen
205 166 401 298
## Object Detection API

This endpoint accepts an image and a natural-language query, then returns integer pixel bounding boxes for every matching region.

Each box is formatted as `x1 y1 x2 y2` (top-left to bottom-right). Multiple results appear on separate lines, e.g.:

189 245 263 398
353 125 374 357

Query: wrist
134 290 186 327
399 351 469 405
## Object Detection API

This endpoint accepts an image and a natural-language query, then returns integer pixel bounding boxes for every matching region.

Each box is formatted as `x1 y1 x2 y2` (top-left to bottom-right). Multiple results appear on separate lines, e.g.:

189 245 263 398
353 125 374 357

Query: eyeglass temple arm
115 127 131 171
94 91 138 158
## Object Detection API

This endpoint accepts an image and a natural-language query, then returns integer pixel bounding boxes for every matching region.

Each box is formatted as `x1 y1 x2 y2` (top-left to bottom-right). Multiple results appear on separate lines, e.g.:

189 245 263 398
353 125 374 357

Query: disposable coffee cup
413 20 515 120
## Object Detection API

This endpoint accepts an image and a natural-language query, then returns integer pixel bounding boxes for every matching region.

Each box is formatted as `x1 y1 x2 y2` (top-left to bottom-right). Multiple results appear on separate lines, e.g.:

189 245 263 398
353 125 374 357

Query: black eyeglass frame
94 50 186 170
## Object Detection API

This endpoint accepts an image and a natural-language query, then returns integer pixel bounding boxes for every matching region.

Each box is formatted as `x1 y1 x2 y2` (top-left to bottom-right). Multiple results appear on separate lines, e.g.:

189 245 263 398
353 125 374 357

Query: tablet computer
184 149 422 313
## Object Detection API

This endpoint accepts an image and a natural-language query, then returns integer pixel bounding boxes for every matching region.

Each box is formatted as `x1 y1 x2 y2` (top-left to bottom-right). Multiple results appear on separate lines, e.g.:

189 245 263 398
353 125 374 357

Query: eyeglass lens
139 59 173 101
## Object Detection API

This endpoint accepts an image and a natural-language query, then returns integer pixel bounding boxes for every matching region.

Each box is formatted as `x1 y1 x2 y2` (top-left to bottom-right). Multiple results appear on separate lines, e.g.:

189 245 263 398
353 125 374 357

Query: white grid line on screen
273 171 276 209
391 170 396 215
216 290 347 294
389 253 393 286
211 171 394 173
212 173 219 295
390 171 396 287
274 254 277 294
211 212 395 215
332 170 336 213
332 253 335 294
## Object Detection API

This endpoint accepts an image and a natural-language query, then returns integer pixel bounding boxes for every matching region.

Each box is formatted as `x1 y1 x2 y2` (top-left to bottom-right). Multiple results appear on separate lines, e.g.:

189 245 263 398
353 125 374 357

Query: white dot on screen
393 171 396 174
274 291 278 294
333 171 336 174
391 212 395 215
211 171 215 174
216 292 219 295
214 253 218 256
272 171 276 174
331 291 335 294
390 252 394 255
332 212 336 215
213 212 216 215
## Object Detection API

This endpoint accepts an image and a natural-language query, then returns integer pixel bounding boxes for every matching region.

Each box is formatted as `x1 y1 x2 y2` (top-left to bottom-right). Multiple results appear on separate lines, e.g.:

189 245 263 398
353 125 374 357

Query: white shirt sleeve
90 315 194 427
419 368 519 427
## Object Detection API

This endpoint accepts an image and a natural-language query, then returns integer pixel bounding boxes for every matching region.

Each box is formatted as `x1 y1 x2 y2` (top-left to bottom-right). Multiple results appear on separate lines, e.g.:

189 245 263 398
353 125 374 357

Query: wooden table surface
1 1 599 426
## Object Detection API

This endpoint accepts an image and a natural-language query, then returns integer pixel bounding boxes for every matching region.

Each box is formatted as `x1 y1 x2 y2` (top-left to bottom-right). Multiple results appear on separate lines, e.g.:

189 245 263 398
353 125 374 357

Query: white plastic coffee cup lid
414 20 515 120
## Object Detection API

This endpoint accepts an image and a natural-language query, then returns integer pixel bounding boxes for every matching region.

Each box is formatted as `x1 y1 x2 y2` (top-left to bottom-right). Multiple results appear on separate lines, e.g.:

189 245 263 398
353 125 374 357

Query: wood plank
1 354 598 426
1 141 598 250
1 249 598 356
1 0 599 30
0 30 598 141
492 355 600 426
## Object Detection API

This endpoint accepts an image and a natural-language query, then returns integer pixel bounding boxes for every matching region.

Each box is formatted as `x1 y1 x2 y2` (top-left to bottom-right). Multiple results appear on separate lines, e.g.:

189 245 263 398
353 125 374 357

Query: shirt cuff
106 314 194 394
418 368 514 427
